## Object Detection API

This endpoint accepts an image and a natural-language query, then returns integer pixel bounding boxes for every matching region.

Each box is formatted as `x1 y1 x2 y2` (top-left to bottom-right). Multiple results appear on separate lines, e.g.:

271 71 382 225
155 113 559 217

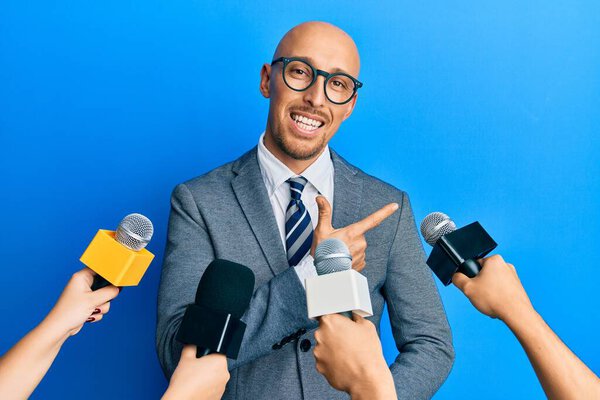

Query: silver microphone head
314 238 352 275
115 213 154 251
420 212 457 247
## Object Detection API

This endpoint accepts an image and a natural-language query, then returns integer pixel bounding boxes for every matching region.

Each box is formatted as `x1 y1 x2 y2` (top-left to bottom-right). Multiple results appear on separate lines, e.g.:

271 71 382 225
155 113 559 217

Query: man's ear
259 64 271 98
342 93 358 121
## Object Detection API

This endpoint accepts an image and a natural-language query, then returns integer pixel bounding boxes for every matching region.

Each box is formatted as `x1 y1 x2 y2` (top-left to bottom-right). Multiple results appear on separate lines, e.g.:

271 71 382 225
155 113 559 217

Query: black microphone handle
459 258 482 278
91 274 112 291
177 304 247 359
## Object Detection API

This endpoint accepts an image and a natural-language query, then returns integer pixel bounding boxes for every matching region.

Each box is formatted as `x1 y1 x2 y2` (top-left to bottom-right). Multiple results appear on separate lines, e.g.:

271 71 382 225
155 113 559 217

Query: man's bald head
259 21 361 171
273 21 360 77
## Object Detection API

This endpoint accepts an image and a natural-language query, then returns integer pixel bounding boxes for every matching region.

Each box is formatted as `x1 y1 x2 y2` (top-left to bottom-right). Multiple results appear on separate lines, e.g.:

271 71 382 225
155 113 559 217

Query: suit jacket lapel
232 148 289 276
330 150 363 230
230 147 363 276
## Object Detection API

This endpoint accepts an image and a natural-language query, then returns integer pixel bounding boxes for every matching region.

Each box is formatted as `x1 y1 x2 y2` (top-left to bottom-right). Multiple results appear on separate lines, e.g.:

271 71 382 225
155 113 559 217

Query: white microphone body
305 269 373 319
306 238 373 319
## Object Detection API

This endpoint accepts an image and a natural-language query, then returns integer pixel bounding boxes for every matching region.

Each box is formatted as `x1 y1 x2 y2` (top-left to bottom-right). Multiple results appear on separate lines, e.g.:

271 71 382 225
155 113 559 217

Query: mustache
289 106 329 123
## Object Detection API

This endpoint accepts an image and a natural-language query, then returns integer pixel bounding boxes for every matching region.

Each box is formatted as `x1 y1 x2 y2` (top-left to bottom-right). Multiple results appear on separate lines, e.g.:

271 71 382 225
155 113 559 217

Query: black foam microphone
420 212 497 286
176 259 255 359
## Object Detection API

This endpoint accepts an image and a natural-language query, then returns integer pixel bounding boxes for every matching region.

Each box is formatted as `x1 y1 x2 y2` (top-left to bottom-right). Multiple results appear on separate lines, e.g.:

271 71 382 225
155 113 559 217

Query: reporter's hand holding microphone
0 213 153 400
314 313 396 400
451 254 530 322
423 211 600 400
45 268 120 336
162 259 255 400
163 346 229 400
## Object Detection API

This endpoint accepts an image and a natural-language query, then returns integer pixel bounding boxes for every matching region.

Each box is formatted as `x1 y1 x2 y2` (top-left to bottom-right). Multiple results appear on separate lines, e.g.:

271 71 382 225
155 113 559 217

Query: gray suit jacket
156 147 454 399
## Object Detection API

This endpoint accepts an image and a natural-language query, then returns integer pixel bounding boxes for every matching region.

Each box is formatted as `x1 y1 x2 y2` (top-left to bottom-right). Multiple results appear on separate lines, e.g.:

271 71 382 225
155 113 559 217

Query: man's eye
330 79 348 90
292 69 306 75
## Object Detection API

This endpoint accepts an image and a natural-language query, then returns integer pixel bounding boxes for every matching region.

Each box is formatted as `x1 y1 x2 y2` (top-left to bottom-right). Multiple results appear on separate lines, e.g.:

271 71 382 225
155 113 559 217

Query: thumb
315 196 333 231
452 272 470 293
181 344 197 359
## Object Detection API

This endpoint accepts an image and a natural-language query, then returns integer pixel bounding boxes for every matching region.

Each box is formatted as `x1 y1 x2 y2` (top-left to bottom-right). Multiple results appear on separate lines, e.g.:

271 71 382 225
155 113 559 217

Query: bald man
156 22 454 399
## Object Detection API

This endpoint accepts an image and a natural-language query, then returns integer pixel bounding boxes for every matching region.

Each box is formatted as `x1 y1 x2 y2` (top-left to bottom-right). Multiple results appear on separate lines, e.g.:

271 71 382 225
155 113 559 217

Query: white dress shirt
256 132 334 288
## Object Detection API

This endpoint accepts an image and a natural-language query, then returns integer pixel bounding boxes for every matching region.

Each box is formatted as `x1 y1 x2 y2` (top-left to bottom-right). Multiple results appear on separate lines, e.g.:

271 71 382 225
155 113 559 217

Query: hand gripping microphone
420 212 497 286
176 259 255 359
80 213 155 290
305 238 373 319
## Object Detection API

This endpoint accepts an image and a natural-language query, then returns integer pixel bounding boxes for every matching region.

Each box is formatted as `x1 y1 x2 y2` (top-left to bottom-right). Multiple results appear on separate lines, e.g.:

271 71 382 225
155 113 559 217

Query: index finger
351 203 399 235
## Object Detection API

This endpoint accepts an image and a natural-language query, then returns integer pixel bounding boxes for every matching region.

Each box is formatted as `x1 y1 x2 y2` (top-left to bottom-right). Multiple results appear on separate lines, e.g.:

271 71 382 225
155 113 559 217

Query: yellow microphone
80 213 155 290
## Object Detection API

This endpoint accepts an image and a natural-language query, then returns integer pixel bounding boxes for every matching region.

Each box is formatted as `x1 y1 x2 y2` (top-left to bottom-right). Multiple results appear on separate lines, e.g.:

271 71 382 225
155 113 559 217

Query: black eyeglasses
271 57 363 105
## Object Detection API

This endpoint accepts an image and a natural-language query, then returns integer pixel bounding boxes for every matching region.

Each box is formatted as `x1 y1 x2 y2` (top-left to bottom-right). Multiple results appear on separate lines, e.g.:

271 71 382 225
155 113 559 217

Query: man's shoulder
178 148 255 189
331 150 407 201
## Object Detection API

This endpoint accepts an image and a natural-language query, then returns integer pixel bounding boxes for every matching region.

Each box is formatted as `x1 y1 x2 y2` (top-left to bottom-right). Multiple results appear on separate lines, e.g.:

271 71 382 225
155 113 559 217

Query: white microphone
305 238 373 319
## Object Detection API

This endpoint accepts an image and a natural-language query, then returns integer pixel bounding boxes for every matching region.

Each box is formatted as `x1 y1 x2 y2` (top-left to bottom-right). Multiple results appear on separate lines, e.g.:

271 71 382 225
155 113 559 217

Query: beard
270 123 328 161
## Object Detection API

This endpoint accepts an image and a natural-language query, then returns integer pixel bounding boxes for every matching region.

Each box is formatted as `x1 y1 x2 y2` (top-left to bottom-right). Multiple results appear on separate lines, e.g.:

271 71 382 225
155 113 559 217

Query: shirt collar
257 132 333 197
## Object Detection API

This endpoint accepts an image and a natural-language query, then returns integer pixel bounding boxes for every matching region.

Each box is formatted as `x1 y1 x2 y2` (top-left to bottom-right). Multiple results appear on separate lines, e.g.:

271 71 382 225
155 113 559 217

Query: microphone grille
314 238 352 275
420 212 456 247
116 213 154 251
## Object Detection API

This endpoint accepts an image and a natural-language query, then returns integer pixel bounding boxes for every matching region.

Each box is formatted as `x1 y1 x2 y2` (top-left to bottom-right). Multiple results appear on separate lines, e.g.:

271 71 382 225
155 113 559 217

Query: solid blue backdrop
1 1 598 399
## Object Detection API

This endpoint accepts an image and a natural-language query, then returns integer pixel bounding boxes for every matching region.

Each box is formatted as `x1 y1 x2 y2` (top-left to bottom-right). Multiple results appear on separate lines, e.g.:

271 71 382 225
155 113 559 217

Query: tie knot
287 176 308 200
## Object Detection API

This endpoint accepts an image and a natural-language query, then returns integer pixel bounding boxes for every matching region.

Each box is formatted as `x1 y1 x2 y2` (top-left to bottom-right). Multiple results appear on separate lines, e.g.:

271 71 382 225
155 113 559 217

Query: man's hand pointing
311 196 399 272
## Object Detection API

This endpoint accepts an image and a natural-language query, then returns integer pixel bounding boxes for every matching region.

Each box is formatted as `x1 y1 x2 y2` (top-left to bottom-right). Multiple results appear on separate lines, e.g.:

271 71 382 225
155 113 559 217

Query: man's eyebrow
292 55 351 75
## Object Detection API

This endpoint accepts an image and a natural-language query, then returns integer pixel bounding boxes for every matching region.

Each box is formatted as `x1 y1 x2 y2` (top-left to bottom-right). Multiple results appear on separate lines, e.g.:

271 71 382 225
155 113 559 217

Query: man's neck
263 130 320 175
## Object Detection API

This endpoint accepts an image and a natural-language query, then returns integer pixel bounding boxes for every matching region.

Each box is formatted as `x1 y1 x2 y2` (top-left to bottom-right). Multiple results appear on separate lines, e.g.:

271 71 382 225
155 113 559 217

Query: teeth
298 122 317 131
291 113 323 129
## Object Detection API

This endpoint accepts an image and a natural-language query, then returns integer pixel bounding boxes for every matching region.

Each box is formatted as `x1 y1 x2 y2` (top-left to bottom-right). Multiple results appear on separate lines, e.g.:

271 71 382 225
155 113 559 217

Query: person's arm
162 345 230 400
453 255 600 400
383 193 455 399
0 268 119 400
314 314 397 400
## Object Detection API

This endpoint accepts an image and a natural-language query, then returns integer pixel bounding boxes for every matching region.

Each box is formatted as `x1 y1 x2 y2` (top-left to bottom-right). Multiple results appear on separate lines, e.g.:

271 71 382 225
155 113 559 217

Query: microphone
80 213 155 291
420 212 497 286
176 259 255 359
305 238 373 319
314 238 352 274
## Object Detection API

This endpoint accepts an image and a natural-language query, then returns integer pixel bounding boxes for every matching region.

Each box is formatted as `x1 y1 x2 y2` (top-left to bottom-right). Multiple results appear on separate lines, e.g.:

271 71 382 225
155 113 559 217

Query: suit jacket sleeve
384 193 455 399
156 184 315 378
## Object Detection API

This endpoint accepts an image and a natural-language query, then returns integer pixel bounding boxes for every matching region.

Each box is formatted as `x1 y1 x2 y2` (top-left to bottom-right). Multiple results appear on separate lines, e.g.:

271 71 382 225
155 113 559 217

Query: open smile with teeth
291 113 324 132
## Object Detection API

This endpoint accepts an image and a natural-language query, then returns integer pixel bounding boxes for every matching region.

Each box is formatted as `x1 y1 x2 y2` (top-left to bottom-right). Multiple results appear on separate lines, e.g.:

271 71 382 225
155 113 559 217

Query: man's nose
302 76 327 108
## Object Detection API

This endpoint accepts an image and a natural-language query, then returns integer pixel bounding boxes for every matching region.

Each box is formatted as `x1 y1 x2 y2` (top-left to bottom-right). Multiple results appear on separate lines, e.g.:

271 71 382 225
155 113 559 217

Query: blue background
1 1 599 398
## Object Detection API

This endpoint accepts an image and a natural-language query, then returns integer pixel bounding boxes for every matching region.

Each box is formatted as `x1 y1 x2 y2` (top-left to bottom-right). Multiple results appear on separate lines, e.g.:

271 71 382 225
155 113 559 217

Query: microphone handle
459 258 482 278
91 274 112 291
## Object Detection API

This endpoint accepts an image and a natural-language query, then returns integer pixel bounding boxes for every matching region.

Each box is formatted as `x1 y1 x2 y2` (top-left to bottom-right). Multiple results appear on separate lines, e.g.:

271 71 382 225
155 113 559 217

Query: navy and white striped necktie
285 176 314 267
